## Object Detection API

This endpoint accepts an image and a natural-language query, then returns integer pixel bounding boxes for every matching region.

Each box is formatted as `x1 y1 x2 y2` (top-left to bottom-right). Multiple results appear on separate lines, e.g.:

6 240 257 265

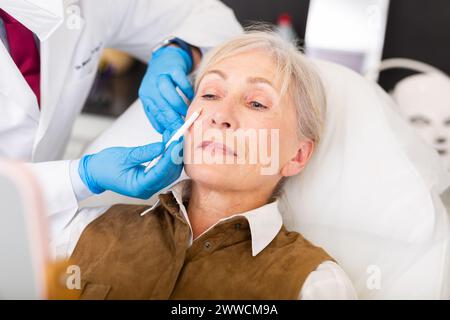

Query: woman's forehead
199 53 282 89
212 51 276 73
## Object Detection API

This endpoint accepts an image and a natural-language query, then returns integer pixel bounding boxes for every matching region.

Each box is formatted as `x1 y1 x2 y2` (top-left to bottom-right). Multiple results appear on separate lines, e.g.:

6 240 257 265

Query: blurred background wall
82 0 450 117
68 0 449 161
221 0 450 91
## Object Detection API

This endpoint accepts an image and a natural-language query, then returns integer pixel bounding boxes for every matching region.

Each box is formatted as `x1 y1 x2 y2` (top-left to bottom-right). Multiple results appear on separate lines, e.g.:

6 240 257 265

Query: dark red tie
0 9 41 107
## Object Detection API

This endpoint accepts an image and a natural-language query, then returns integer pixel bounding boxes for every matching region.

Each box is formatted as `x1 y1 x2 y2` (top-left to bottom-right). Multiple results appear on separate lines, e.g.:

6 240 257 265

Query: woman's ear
280 140 314 177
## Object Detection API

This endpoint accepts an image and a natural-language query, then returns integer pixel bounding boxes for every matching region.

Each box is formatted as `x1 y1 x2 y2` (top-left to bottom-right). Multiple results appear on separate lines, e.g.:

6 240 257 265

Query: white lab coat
0 0 242 237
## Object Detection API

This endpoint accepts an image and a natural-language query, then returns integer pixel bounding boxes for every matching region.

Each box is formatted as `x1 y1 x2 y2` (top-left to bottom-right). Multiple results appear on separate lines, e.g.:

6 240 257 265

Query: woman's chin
185 163 240 189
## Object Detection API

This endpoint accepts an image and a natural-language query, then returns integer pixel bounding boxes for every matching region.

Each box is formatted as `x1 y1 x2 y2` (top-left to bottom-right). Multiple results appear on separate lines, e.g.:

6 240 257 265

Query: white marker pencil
144 107 202 173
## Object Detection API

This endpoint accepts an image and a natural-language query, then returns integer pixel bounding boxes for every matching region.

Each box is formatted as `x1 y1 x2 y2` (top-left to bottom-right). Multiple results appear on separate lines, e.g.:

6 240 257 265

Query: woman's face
184 51 313 194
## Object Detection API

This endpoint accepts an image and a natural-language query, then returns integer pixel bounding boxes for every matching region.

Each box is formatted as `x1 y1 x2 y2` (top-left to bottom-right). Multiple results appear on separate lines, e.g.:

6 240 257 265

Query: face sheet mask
0 0 64 41
393 73 450 171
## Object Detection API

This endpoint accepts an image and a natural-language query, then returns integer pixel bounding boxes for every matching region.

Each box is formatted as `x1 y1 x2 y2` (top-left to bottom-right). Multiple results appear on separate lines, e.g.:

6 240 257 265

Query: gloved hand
78 131 183 199
139 45 194 134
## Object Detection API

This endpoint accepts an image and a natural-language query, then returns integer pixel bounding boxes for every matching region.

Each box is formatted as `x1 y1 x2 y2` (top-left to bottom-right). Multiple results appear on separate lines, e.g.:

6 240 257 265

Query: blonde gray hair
194 26 327 145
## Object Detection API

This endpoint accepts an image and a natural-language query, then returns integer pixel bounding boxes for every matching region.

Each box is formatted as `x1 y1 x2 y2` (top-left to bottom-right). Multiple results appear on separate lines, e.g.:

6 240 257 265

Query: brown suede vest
70 193 333 300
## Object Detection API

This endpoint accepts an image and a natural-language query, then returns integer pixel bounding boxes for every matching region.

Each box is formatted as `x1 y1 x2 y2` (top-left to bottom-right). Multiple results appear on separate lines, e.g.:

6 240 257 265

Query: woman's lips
199 140 237 157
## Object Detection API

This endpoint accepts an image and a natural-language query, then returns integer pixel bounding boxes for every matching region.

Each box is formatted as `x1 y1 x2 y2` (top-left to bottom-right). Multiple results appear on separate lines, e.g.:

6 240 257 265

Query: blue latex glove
139 46 195 134
78 131 183 199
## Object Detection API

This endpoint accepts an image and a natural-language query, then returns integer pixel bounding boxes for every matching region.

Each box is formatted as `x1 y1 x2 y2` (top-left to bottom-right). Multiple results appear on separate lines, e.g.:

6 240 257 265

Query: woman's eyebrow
199 69 227 83
247 76 274 88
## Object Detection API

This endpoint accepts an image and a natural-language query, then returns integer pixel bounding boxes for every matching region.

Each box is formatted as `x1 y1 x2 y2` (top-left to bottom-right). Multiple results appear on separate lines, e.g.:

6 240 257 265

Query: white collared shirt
52 180 357 300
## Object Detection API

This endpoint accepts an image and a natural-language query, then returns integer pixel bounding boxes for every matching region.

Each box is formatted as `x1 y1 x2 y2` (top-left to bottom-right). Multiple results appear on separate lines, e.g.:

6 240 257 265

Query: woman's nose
207 102 237 130
435 136 447 144
210 114 232 129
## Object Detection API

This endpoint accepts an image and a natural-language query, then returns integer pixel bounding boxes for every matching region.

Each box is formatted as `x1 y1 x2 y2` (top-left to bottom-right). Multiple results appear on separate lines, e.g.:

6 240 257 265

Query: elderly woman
54 30 356 300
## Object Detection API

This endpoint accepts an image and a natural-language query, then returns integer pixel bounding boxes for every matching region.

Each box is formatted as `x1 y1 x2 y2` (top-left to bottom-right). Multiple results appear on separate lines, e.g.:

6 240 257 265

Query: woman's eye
249 101 268 110
201 94 218 100
409 115 430 126
444 118 450 127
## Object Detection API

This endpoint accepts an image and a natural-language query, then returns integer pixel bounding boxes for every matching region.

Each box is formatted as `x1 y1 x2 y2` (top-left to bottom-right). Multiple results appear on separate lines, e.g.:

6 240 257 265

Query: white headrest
279 59 450 299
82 60 450 299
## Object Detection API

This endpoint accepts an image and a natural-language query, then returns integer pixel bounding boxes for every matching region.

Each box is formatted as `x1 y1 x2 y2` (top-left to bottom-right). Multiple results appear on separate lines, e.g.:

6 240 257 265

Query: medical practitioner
0 0 242 238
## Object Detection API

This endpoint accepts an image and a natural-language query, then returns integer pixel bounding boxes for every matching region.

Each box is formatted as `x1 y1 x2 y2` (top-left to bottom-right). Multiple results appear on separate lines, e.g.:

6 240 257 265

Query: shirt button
204 241 212 249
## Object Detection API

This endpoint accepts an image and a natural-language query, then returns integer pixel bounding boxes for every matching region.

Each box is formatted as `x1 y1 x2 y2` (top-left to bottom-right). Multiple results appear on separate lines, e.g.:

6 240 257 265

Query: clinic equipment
305 0 390 81
0 160 48 299
374 58 450 170
144 107 202 173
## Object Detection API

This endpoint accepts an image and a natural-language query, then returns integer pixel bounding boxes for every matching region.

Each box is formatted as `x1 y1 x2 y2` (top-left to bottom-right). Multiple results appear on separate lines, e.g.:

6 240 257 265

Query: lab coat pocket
60 70 97 136
36 71 97 160
60 70 97 119
66 69 97 90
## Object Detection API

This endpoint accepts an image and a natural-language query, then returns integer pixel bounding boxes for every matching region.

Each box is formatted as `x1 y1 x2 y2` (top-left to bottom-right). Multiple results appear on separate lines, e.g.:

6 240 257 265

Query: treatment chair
78 59 450 299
